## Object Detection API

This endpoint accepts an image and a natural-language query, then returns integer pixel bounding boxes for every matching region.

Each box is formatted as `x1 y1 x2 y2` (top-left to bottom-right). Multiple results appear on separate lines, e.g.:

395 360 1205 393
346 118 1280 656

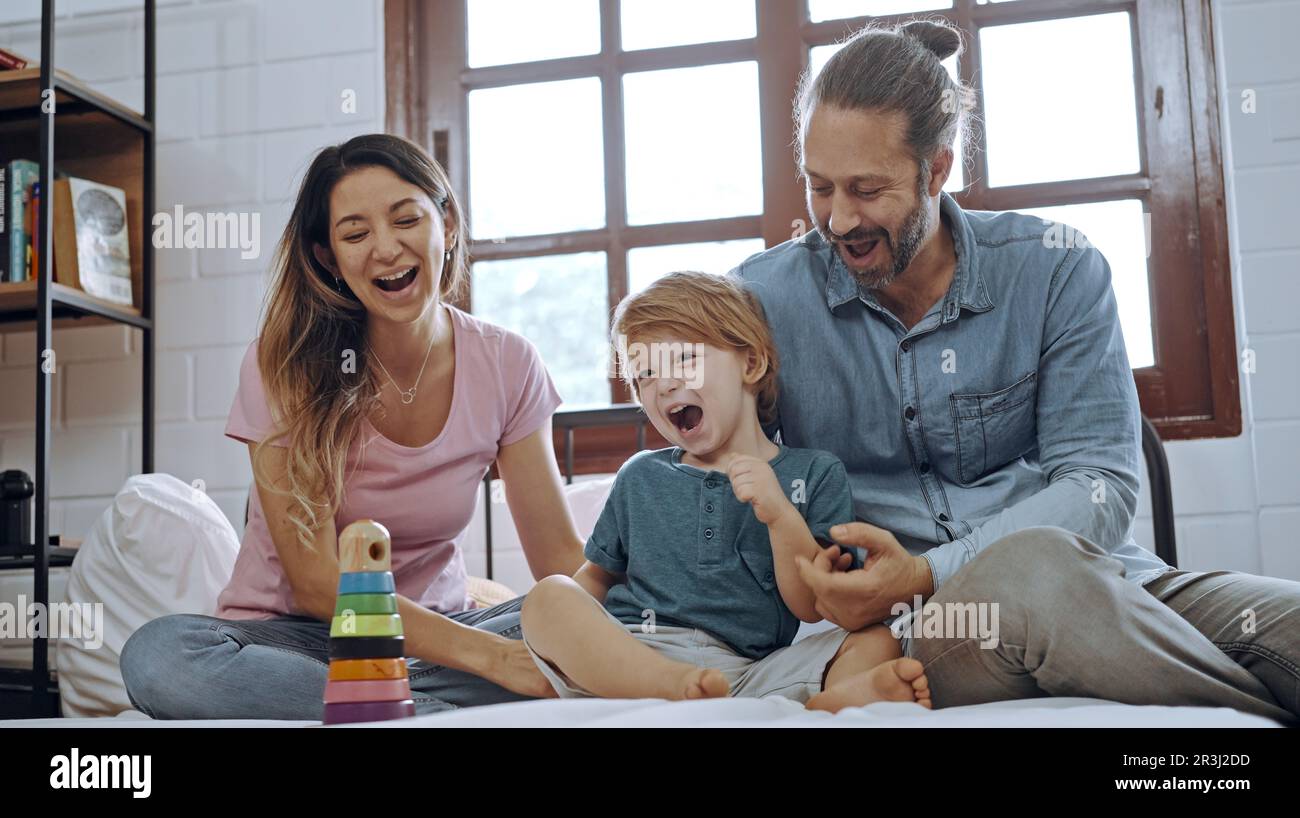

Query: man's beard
818 184 933 292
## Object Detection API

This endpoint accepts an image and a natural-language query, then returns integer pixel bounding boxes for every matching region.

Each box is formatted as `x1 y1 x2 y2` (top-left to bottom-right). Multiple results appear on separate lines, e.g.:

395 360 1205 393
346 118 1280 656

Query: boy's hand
727 454 794 526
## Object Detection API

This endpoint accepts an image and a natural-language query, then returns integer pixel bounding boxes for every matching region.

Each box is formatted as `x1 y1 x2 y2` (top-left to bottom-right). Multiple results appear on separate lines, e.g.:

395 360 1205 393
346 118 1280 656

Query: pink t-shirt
215 305 562 620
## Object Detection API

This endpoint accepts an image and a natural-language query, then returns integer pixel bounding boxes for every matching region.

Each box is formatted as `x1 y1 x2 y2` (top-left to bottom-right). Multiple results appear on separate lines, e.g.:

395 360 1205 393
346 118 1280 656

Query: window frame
387 0 1240 460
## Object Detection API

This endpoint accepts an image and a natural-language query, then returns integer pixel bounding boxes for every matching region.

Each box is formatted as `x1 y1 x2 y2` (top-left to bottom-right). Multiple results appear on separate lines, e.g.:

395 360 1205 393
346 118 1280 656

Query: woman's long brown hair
252 133 467 553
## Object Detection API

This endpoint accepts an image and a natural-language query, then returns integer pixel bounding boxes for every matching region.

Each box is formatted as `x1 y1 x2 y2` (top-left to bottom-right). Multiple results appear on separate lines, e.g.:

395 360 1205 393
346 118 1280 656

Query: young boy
520 272 930 711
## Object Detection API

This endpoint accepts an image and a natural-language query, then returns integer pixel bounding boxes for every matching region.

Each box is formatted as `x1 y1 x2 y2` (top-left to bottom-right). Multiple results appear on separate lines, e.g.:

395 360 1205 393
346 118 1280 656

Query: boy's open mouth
374 265 418 292
668 404 703 434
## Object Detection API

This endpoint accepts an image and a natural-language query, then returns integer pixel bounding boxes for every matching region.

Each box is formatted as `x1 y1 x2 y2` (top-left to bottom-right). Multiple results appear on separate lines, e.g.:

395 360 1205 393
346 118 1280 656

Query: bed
4 696 1279 729
0 408 1285 727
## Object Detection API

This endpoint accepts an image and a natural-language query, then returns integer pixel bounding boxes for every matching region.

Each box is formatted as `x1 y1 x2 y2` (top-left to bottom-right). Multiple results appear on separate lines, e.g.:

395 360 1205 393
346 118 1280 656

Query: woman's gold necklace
371 316 440 405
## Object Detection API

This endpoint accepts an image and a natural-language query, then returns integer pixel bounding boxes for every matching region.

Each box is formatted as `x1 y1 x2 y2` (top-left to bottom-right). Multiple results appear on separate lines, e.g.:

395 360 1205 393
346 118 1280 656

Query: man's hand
795 522 934 631
727 454 794 526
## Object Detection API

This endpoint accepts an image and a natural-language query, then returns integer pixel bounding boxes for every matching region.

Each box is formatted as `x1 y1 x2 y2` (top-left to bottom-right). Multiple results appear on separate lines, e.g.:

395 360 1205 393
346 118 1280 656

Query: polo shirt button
905 406 916 421
901 340 911 353
704 480 716 489
704 528 714 539
705 503 714 513
765 573 774 583
919 462 931 474
938 513 950 522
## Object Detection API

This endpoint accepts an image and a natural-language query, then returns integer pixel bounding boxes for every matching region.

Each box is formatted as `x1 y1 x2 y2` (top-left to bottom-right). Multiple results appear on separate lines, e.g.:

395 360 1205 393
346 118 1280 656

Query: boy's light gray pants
904 526 1299 724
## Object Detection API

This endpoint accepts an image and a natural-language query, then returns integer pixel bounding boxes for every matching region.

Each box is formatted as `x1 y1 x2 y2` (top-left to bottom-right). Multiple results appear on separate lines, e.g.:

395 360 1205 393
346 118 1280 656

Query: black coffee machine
0 469 33 557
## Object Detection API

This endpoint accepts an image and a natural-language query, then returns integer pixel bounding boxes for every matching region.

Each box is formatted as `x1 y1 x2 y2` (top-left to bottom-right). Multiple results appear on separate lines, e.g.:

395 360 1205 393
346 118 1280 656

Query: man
733 20 1299 723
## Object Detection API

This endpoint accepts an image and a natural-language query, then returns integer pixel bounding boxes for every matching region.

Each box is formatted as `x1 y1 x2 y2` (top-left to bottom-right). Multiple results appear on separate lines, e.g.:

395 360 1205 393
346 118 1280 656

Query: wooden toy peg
338 519 392 573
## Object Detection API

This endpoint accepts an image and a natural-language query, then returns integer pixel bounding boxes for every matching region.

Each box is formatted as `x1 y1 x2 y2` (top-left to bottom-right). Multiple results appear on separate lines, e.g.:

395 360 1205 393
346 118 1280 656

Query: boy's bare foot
806 657 932 713
677 667 730 700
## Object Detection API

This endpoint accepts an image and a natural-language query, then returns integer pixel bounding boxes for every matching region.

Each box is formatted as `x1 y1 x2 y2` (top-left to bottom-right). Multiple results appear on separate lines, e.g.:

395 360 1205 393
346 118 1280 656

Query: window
388 0 1240 452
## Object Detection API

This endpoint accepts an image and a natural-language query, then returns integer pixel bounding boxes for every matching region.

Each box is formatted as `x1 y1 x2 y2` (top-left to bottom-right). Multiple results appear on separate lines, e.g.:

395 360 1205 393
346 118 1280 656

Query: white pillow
57 473 239 717
563 475 618 541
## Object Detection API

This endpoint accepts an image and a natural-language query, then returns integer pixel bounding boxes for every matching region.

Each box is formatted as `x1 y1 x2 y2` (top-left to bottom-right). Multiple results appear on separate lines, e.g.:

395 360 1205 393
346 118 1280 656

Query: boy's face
628 335 758 458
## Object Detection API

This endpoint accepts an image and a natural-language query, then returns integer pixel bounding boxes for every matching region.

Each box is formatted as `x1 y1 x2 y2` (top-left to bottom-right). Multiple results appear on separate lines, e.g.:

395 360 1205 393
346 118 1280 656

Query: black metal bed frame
479 404 647 580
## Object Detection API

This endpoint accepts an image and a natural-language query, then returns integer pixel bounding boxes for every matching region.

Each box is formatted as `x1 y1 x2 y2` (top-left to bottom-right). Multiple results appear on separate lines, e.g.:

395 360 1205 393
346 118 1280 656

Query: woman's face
316 164 453 323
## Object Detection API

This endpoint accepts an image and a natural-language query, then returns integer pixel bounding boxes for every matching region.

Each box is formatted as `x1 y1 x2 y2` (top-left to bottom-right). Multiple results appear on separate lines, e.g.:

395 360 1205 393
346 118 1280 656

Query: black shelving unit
0 0 155 718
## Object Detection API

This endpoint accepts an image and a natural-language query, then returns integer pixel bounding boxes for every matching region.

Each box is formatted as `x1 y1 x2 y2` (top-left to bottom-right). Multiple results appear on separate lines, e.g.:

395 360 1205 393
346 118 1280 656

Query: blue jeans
119 595 531 720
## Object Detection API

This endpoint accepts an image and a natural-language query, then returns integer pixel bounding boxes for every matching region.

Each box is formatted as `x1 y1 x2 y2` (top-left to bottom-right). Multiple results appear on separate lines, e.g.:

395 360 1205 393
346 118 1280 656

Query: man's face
801 104 937 291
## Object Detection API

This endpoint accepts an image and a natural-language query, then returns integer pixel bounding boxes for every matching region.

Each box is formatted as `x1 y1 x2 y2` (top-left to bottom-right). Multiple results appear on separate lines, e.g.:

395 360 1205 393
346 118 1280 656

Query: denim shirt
732 191 1173 599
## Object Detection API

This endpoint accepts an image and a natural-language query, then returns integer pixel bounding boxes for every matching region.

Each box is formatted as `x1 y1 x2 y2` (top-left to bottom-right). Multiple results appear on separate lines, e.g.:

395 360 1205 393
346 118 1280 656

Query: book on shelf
28 181 40 285
1 159 38 283
0 162 137 310
0 48 29 71
0 165 6 280
52 175 134 305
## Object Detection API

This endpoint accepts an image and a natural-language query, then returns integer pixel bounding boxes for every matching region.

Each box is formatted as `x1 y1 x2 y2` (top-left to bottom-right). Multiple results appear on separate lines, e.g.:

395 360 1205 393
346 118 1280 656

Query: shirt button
938 513 950 522
904 406 916 421
765 573 775 583
704 528 714 539
705 503 714 513
919 462 931 474
901 340 911 353
704 480 716 489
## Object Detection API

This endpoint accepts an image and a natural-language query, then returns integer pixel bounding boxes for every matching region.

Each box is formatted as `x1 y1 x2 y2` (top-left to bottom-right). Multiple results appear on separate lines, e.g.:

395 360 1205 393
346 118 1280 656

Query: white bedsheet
0 696 1279 728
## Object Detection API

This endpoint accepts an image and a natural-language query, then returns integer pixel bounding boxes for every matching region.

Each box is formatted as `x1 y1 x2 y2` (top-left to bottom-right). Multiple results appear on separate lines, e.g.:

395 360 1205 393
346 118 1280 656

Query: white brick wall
0 0 1293 587
1151 0 1300 580
0 0 385 544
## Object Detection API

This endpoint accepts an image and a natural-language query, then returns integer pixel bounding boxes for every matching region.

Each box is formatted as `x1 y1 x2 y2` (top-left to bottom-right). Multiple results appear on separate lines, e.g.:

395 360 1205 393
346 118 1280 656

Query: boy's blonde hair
611 271 780 426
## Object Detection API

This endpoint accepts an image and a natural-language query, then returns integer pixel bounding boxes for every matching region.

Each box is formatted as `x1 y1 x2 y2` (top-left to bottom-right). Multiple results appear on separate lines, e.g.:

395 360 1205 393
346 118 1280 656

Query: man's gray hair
795 19 979 185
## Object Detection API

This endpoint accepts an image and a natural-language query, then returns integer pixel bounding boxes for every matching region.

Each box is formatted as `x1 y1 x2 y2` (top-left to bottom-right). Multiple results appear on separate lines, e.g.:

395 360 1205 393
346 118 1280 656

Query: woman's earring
334 276 343 294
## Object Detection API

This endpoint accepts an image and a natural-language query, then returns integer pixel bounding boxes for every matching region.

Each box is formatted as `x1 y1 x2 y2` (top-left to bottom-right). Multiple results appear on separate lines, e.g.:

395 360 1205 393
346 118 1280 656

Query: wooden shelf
5 1 157 719
0 280 148 333
0 67 151 133
0 67 149 333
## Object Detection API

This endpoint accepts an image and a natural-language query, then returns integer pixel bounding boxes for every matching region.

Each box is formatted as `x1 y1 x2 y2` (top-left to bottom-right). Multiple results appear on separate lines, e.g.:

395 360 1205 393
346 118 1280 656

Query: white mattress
0 566 69 673
0 695 1280 728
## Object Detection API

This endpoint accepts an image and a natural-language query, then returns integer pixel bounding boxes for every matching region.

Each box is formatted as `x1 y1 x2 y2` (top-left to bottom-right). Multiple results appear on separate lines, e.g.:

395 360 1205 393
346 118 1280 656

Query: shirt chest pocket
949 371 1038 485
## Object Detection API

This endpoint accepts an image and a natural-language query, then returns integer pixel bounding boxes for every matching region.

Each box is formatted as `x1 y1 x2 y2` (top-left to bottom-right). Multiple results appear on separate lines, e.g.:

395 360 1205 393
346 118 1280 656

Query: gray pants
908 526 1299 724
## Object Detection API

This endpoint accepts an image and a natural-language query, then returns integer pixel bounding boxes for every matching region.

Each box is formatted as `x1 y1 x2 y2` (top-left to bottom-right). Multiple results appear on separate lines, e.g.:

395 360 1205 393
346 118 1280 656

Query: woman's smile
372 263 421 300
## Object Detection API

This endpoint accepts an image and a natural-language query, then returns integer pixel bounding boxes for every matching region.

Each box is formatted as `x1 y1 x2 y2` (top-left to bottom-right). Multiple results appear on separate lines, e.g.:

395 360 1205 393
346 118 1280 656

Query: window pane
627 238 767 294
624 62 763 225
621 0 756 51
468 78 605 239
980 13 1140 187
808 0 951 21
807 45 964 192
472 253 610 406
467 0 601 67
1013 200 1154 369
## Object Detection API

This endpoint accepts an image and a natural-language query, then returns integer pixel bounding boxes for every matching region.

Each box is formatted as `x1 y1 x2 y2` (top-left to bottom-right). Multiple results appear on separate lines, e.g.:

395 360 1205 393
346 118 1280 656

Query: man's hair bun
898 19 962 60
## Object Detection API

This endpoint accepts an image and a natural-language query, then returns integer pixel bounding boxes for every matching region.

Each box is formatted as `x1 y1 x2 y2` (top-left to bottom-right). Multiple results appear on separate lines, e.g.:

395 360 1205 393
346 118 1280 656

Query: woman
120 134 583 719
